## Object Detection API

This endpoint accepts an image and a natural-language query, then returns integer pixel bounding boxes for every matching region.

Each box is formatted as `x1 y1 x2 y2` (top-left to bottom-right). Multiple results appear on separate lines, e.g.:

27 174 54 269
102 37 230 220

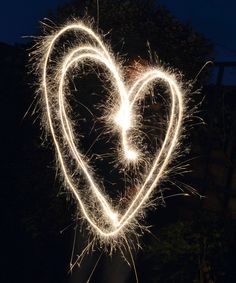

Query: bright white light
125 150 138 160
114 107 132 131
37 22 185 241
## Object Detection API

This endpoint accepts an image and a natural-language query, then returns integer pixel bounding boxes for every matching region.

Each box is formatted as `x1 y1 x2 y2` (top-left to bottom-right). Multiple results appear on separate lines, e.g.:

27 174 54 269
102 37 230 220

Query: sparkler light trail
36 22 186 242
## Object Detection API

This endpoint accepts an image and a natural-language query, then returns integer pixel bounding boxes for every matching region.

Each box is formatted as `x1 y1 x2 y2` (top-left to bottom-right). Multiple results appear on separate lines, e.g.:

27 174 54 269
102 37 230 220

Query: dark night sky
0 0 235 82
0 0 70 43
159 0 236 60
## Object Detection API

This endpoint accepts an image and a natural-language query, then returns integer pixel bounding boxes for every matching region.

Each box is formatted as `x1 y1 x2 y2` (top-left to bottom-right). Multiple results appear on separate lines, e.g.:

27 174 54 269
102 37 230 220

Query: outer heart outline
41 23 184 238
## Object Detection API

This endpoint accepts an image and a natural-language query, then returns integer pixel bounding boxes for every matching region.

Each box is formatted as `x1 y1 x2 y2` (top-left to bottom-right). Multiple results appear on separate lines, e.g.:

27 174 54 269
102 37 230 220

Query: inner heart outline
41 23 184 238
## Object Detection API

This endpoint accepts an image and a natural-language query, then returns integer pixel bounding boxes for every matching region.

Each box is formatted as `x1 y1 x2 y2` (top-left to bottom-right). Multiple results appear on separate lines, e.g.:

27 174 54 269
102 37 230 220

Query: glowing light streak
39 22 185 239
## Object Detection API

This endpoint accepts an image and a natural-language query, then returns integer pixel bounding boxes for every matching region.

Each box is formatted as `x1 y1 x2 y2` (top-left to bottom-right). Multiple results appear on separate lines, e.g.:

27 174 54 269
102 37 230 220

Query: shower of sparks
36 22 187 243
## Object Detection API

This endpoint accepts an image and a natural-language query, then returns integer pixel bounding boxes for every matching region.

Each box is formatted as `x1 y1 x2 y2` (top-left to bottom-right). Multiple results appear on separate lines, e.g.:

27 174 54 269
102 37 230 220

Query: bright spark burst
36 22 186 242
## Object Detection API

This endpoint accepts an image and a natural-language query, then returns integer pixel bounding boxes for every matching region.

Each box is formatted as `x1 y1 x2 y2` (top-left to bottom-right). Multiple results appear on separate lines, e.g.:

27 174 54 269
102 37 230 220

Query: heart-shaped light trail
40 22 185 240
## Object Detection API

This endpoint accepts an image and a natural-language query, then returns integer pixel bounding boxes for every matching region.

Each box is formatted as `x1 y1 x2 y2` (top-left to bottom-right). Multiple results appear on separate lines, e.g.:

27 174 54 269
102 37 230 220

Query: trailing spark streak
39 22 185 239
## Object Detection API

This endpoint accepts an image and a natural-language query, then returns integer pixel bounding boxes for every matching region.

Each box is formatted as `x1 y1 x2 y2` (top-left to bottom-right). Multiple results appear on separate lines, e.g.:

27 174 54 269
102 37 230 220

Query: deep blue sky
0 0 70 44
1 0 235 59
0 0 235 83
159 0 236 60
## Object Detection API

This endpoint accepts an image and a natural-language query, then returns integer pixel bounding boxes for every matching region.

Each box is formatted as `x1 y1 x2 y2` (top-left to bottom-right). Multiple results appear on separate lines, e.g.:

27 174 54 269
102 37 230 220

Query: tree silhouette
49 0 213 81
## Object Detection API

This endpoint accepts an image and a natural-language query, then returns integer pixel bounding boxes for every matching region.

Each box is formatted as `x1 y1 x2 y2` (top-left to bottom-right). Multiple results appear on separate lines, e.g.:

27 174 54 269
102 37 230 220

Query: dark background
1 1 236 282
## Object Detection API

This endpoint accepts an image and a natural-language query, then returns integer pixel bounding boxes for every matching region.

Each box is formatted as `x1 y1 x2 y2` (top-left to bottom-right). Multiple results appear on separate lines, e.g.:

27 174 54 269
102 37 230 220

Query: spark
37 22 186 241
